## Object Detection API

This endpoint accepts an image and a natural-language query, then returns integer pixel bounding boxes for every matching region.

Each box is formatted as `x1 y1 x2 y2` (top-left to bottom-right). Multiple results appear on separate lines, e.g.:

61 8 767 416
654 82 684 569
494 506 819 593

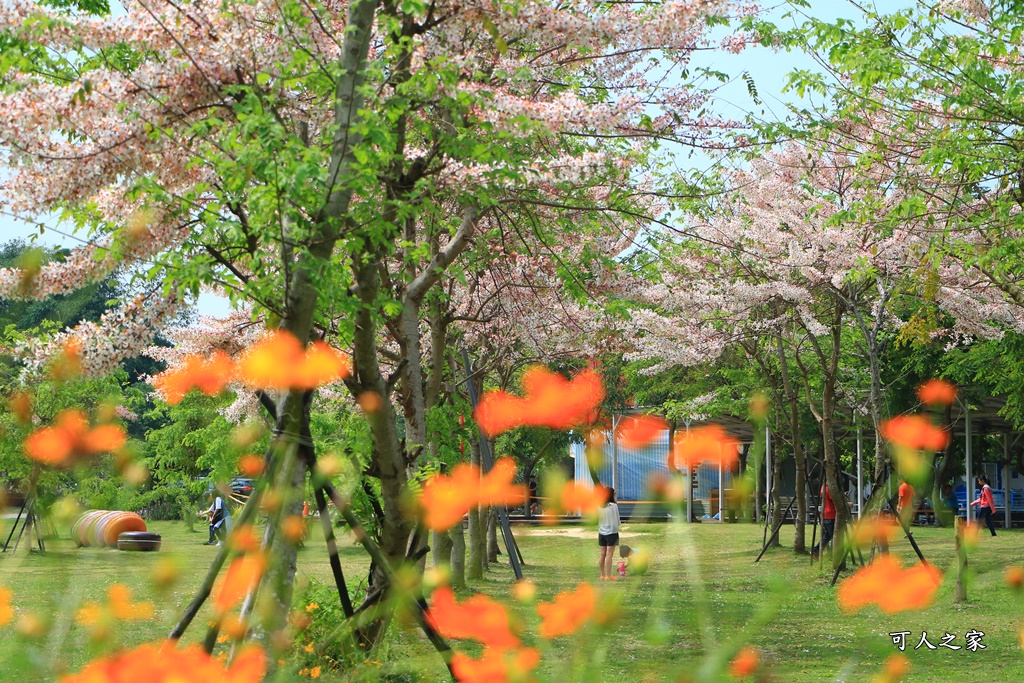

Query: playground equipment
117 531 161 551
71 510 148 548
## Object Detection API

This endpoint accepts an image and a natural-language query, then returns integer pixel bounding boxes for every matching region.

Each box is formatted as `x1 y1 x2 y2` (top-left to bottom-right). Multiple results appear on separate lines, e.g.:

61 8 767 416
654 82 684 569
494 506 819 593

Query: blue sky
0 1 895 316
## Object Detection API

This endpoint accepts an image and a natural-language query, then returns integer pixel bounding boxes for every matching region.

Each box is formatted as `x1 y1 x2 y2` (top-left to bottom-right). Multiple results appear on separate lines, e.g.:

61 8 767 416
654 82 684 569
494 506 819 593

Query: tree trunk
954 516 968 604
770 447 782 547
822 348 852 571
351 252 416 646
932 403 956 527
776 335 806 553
432 528 453 570
486 508 499 563
467 437 484 579
450 522 466 589
247 0 380 653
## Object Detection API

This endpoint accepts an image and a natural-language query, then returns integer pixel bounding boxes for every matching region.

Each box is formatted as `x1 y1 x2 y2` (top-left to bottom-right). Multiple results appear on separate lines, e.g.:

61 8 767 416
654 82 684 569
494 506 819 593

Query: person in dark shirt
942 484 960 519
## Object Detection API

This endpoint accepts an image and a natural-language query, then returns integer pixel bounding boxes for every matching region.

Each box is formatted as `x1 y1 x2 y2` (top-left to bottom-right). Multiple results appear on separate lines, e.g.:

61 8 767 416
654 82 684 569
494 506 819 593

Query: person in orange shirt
971 475 998 537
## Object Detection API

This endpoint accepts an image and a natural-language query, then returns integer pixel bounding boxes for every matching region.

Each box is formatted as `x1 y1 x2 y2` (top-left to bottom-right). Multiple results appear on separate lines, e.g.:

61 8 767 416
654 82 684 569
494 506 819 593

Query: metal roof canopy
610 407 757 444
835 395 1024 438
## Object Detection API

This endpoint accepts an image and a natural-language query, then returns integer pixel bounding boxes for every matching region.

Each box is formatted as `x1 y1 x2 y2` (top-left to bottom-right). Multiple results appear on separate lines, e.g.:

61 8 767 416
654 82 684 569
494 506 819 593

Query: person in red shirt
812 483 837 559
971 475 998 537
897 479 915 523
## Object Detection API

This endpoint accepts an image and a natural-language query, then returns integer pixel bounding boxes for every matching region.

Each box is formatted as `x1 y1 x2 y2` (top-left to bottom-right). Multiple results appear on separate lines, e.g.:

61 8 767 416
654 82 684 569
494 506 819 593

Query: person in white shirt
597 487 621 580
199 493 226 545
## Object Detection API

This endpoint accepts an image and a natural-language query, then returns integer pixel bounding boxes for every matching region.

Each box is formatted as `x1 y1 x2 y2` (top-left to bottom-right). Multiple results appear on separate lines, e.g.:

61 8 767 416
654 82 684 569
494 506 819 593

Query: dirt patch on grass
515 527 643 541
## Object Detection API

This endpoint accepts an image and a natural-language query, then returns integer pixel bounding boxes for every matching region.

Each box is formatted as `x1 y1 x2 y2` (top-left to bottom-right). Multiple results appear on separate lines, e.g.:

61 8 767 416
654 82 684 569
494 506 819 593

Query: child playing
618 545 633 578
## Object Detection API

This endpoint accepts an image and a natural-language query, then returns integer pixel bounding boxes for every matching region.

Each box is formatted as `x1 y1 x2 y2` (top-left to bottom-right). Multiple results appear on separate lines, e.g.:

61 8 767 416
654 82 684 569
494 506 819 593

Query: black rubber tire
117 531 161 551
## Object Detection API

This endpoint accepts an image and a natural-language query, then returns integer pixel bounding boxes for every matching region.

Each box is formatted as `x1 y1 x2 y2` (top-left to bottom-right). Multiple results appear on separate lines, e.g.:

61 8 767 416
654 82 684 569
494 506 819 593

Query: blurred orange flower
729 645 760 678
23 410 127 466
214 553 267 614
962 521 980 546
880 415 948 452
238 331 350 391
76 584 155 638
49 339 83 381
281 515 306 543
670 424 740 469
228 525 261 554
871 653 910 683
849 515 900 547
451 647 540 683
1005 565 1024 589
0 584 11 626
917 379 957 407
536 582 597 638
8 392 32 425
474 366 605 437
546 482 607 520
426 587 520 649
107 584 155 621
837 555 942 614
356 390 383 413
616 415 668 449
60 641 265 683
237 454 263 477
292 341 353 390
478 458 528 508
153 351 236 405
420 458 526 531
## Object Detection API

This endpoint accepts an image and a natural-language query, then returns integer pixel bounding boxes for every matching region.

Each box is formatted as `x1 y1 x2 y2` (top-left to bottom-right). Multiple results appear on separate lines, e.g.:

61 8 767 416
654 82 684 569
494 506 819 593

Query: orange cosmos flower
357 390 383 413
238 331 350 390
227 525 261 554
616 415 668 449
849 515 900 547
419 458 526 531
8 392 32 425
474 366 605 437
426 587 520 649
281 515 306 543
292 341 352 390
729 645 760 678
59 641 265 683
0 585 11 626
420 463 484 531
23 410 127 466
76 584 155 638
237 454 263 477
536 582 597 639
214 553 267 614
547 482 607 519
917 379 957 407
153 351 236 405
478 457 527 508
49 339 83 381
1005 565 1024 590
837 555 942 614
880 415 948 452
450 647 540 683
106 584 155 621
961 520 981 547
670 424 740 469
871 654 910 683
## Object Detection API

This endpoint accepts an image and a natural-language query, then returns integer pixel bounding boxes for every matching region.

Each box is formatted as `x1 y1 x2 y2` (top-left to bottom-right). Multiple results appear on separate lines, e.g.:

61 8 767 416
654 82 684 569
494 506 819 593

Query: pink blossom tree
627 137 1023 563
0 0 753 659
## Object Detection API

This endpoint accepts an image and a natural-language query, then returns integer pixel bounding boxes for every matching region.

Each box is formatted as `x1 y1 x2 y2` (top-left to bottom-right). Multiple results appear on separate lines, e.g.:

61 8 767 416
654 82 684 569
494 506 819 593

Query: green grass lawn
1 516 1021 682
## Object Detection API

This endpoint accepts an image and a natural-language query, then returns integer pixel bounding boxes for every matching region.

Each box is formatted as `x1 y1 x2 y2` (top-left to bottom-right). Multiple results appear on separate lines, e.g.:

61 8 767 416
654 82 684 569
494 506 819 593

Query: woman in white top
598 487 621 580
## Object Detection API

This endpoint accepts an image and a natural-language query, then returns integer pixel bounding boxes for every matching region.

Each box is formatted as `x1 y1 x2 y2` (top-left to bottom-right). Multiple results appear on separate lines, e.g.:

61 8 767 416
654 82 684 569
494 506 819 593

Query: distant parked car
229 478 254 497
